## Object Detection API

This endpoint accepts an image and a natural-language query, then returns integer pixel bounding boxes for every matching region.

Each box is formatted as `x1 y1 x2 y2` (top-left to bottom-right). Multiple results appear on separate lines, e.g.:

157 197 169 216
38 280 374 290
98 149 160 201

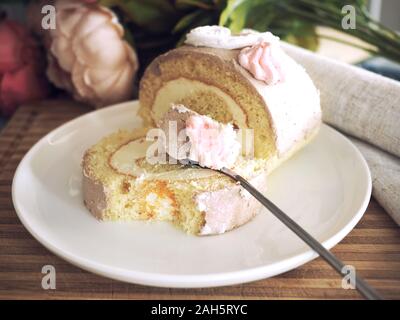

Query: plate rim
11 100 372 288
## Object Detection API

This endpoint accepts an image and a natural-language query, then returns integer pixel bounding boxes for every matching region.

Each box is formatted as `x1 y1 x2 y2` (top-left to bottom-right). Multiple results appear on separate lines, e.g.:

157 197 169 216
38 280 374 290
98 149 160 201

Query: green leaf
228 1 253 32
176 10 218 46
173 10 204 33
99 0 179 33
175 0 215 10
219 0 247 26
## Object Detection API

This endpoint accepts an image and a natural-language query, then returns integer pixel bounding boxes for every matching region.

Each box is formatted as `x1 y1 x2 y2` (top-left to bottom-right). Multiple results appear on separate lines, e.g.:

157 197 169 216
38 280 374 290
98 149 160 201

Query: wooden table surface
1 100 399 300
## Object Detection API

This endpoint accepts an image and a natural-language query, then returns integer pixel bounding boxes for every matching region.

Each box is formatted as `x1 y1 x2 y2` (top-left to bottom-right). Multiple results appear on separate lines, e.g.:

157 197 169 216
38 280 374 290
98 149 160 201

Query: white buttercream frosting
185 25 279 50
185 112 241 170
237 51 321 155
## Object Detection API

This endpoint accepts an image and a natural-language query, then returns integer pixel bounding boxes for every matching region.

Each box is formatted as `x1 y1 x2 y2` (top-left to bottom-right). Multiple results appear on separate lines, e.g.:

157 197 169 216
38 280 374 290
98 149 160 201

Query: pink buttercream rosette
238 41 285 85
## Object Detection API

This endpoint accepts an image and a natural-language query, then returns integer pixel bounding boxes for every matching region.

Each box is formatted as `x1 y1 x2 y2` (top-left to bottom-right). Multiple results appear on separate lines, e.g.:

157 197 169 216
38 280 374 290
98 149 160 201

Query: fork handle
232 173 382 300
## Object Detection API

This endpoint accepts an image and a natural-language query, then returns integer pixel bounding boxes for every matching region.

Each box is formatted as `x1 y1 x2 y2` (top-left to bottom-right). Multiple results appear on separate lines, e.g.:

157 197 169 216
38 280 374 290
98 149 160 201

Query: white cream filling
110 138 217 181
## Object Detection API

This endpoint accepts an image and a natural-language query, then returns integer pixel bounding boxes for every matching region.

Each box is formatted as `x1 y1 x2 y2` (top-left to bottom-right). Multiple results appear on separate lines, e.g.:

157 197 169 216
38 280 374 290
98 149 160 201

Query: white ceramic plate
12 101 371 288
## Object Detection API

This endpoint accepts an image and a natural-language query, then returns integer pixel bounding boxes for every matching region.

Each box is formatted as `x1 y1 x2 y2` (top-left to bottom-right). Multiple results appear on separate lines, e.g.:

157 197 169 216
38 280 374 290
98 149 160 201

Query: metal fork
184 159 382 300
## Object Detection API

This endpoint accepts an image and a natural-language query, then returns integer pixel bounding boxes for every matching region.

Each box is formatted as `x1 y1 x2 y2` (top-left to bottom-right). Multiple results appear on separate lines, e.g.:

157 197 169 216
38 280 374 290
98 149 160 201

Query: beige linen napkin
351 137 400 226
282 42 400 225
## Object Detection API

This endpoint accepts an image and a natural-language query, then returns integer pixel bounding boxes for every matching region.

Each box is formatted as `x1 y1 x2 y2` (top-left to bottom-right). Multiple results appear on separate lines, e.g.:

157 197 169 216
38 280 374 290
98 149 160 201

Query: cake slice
158 104 241 169
82 128 268 235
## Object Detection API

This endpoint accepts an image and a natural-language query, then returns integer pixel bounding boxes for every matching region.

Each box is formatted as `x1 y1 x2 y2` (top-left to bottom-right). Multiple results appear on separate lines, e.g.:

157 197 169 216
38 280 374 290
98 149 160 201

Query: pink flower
0 19 49 116
42 0 139 108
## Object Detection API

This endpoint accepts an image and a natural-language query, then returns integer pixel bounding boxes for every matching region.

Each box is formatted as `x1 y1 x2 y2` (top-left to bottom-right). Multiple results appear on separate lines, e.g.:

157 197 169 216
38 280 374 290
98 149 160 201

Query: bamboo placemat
1 99 399 299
